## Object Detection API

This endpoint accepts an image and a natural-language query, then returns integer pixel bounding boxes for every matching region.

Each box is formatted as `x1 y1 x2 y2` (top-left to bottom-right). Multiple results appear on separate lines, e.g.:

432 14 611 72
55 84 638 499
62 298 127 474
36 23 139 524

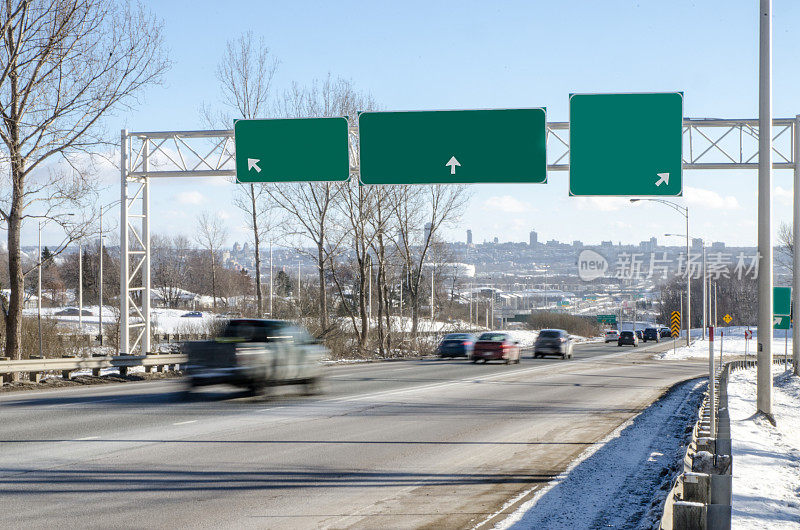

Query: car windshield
222 320 285 342
538 330 561 338
605 331 617 335
444 334 470 340
620 332 634 337
645 328 657 332
478 333 507 341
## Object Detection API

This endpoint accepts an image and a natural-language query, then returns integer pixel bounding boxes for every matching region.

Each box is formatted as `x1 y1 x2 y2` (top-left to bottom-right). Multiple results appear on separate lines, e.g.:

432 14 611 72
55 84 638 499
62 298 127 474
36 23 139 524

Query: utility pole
78 241 83 331
793 113 800 376
38 221 42 358
702 243 707 339
757 0 773 416
269 241 273 317
99 207 104 346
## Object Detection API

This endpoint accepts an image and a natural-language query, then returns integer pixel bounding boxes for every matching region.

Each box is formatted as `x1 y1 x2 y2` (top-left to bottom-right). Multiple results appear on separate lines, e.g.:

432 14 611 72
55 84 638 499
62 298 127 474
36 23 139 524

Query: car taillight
463 341 472 346
560 338 566 343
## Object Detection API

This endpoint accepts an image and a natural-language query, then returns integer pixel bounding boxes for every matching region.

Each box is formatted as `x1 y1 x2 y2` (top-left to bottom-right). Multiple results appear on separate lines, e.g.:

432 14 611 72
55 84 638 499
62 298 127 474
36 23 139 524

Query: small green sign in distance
774 286 792 316
358 108 546 185
596 314 616 324
569 92 683 196
235 117 350 183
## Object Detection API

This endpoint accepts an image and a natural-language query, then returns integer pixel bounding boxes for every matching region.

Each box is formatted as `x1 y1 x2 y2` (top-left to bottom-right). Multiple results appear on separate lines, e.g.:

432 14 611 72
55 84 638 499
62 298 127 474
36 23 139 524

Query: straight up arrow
445 156 461 175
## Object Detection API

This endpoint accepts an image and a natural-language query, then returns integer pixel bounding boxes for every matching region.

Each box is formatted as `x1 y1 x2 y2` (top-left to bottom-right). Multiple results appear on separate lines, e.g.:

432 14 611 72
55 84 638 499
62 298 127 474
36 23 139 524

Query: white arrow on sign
774 317 782 326
655 172 669 186
445 156 461 175
248 158 262 173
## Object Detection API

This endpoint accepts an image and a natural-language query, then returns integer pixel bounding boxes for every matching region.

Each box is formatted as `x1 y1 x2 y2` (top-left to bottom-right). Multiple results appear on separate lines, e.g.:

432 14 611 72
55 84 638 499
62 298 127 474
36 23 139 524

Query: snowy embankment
493 379 704 529
728 368 800 528
655 326 792 361
23 306 219 334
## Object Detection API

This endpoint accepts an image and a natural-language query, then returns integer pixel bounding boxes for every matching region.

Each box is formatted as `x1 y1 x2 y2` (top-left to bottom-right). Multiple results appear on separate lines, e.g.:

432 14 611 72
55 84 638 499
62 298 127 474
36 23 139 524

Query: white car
604 330 620 343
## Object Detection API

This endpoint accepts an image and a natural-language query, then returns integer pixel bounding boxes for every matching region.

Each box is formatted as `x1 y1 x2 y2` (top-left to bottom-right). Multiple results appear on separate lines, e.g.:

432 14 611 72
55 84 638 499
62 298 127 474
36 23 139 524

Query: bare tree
267 75 376 336
778 222 792 269
195 212 228 310
393 185 470 335
208 31 278 316
0 1 168 360
152 234 191 308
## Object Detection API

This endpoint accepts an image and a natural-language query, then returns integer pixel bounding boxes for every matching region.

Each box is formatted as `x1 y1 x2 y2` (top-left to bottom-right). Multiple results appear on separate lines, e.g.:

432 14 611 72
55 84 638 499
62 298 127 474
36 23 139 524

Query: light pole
632 199 690 346
98 200 122 347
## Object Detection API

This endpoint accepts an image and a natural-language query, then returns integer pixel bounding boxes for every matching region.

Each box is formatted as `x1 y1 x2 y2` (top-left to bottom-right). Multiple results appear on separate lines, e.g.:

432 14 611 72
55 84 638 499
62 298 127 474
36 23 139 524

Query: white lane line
172 420 197 426
75 436 99 441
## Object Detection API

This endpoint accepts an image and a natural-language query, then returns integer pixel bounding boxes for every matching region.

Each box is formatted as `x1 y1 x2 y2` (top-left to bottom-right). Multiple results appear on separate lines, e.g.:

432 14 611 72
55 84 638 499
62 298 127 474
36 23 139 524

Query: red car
471 332 521 364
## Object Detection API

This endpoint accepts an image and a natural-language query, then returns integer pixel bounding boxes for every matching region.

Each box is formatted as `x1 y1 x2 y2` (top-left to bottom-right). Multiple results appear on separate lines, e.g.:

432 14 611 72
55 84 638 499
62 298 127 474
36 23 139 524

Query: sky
29 0 800 248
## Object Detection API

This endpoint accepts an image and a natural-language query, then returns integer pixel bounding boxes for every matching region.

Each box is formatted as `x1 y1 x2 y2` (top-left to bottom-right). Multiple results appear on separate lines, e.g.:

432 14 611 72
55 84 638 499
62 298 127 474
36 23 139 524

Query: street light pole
78 241 83 331
38 221 42 358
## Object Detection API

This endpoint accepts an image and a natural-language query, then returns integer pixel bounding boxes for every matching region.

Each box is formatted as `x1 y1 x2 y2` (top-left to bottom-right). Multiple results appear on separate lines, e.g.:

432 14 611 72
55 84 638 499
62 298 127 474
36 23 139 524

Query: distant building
573 240 582 247
650 236 657 249
493 237 499 244
529 230 538 246
424 222 433 241
692 238 703 251
467 229 473 245
711 241 725 250
601 240 613 248
546 239 559 247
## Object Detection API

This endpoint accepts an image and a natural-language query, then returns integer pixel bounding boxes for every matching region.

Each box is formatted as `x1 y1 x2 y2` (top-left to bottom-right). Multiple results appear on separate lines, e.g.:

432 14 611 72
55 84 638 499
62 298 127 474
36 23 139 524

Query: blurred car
181 311 203 318
471 332 521 364
54 307 93 316
635 330 644 341
618 331 638 347
660 327 672 338
533 329 573 359
437 333 475 358
183 319 326 396
604 330 620 343
642 327 660 342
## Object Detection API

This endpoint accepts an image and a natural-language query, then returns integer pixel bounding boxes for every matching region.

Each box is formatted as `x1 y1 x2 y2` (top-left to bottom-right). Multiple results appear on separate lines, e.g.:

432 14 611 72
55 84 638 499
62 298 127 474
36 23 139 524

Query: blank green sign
359 109 546 184
774 286 791 316
235 117 350 183
569 93 683 196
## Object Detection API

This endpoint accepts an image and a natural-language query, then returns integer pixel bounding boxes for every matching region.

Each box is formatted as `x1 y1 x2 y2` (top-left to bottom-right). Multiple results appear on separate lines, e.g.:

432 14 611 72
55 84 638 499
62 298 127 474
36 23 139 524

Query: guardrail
661 356 789 529
0 354 187 383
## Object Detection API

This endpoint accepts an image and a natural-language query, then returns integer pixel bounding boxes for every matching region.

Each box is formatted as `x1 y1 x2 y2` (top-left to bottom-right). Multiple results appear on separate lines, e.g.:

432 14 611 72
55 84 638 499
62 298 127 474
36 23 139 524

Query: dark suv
642 328 660 342
618 331 638 347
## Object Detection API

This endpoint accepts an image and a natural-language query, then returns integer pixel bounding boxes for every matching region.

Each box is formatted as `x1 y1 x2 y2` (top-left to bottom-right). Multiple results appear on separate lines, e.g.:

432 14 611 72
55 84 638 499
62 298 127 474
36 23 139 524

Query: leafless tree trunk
267 75 376 337
195 212 228 310
152 234 191 307
393 185 470 337
208 31 278 317
0 1 168 360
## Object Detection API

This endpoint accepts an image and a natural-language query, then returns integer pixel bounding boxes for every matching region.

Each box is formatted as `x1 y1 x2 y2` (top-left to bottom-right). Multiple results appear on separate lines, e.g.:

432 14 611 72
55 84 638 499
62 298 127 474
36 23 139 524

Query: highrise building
529 230 538 246
467 229 473 245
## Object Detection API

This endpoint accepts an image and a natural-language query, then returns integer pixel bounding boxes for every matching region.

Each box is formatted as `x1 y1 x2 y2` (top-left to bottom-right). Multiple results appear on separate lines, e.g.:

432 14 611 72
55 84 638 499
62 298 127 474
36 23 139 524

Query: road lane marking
75 436 99 441
172 420 197 426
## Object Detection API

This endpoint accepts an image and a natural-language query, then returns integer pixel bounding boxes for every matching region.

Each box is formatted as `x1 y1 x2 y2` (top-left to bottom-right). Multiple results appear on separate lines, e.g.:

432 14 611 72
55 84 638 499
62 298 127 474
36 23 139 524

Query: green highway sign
774 315 791 330
568 92 683 196
774 286 792 316
596 314 616 324
234 117 350 183
358 108 546 184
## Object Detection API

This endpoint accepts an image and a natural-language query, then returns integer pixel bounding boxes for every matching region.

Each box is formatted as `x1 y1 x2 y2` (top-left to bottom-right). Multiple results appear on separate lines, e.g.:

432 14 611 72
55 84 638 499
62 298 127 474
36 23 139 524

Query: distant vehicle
533 329 573 359
618 331 638 347
437 333 475 358
181 311 203 318
604 330 620 343
635 330 644 341
660 327 672 338
642 328 660 342
54 307 93 317
471 332 521 364
183 319 326 396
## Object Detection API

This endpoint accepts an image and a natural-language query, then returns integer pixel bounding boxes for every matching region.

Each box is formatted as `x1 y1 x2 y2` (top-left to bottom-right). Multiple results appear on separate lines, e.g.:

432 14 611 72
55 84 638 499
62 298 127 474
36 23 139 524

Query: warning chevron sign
670 311 681 337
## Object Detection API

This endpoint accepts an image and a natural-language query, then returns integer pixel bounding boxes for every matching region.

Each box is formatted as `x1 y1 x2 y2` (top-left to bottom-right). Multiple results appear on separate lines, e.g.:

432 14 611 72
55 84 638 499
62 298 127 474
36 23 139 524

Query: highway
0 340 705 529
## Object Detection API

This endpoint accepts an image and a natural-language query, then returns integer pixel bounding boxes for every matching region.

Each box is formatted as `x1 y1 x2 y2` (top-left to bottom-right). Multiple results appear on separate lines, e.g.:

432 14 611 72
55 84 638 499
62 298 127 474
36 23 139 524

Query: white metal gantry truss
119 117 799 355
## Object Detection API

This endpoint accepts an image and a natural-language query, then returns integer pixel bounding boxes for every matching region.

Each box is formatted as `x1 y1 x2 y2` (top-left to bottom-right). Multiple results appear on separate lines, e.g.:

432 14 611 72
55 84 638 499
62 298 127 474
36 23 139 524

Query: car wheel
471 358 478 363
561 353 566 359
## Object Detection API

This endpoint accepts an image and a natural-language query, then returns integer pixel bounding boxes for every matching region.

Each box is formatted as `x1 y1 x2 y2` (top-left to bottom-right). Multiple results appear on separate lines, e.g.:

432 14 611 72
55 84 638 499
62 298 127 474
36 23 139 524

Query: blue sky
33 1 800 248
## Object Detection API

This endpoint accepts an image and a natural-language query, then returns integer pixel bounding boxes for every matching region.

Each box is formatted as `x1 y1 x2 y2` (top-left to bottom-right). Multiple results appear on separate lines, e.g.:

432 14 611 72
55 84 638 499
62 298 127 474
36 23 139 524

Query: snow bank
655 326 791 361
728 368 800 528
493 379 704 529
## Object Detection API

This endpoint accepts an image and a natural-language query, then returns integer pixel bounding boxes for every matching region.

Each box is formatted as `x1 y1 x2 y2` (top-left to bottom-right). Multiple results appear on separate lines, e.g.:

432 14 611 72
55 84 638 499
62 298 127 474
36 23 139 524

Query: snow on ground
655 326 792 361
494 379 704 529
728 368 800 529
23 305 221 334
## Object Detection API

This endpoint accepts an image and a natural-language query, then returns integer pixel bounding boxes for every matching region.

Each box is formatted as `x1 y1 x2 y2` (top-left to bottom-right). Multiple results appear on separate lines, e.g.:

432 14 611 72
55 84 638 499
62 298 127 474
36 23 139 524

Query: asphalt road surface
1 340 706 529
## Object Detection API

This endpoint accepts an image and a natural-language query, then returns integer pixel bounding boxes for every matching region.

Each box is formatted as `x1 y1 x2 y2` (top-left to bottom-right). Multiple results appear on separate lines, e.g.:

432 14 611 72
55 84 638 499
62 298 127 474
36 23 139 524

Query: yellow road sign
723 314 732 324
670 311 681 337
